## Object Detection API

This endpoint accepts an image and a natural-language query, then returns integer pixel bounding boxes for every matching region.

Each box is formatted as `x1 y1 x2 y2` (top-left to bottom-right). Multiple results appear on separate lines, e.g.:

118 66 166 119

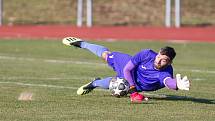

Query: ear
168 60 173 65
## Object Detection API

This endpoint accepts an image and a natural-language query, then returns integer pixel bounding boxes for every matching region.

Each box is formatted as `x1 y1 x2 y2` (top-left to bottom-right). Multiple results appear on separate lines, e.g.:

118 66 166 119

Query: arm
164 77 178 90
123 60 149 103
123 60 136 87
124 49 150 87
124 50 151 103
164 74 190 91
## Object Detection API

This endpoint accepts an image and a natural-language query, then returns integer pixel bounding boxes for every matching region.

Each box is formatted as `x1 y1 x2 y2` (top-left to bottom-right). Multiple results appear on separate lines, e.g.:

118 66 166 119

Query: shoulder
138 49 157 56
131 49 157 65
139 49 157 59
161 65 174 77
166 65 173 72
140 49 155 53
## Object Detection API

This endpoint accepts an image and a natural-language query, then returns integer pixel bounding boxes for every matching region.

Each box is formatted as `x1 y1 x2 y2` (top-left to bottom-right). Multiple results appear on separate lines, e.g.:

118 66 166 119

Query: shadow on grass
150 95 215 104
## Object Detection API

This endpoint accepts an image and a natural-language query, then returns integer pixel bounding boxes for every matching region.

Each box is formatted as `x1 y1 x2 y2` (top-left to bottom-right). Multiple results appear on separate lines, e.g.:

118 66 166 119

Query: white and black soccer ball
109 77 130 98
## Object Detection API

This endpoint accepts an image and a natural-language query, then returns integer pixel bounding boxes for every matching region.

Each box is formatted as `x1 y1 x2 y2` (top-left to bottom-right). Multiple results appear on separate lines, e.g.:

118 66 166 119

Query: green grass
0 39 215 121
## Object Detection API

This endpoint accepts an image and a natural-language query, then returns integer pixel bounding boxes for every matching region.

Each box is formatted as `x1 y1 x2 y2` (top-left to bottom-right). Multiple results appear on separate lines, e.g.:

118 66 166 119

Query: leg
77 77 112 95
92 77 112 89
62 37 110 61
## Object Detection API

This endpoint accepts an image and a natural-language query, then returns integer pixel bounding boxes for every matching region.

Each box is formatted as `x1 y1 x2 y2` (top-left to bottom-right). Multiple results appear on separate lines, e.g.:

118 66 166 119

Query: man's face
154 52 171 70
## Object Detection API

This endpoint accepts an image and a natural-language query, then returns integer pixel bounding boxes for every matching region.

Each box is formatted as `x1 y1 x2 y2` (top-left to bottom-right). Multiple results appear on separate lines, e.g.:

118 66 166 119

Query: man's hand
176 74 190 91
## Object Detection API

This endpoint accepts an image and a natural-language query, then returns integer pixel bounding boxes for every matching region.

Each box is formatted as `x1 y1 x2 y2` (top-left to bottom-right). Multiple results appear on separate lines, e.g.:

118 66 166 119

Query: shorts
106 52 132 78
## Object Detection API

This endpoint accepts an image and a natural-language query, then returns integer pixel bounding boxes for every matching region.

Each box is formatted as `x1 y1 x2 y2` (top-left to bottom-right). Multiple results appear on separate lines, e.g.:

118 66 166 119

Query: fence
0 0 3 26
0 0 214 27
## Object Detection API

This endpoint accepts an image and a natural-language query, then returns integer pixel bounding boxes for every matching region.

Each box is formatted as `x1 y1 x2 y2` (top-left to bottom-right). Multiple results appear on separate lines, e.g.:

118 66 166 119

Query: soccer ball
109 77 130 98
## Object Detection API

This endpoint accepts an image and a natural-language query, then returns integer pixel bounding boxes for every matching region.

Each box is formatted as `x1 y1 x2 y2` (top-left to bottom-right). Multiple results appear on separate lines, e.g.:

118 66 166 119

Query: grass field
0 39 214 121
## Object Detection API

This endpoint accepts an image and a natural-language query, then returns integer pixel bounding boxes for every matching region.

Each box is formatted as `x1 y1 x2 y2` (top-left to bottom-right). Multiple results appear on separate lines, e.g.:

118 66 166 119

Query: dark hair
160 46 176 61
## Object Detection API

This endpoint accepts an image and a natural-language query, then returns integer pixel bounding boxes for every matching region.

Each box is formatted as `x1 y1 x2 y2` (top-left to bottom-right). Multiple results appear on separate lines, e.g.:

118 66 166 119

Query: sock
80 41 109 57
92 77 112 89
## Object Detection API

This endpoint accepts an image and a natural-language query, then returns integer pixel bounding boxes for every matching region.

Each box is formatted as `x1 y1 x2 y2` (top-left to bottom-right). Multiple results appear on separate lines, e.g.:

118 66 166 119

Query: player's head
154 46 176 70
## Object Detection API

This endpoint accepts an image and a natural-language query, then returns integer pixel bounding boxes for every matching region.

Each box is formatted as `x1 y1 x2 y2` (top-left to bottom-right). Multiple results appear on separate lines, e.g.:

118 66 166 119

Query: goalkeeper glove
129 86 148 103
176 74 190 91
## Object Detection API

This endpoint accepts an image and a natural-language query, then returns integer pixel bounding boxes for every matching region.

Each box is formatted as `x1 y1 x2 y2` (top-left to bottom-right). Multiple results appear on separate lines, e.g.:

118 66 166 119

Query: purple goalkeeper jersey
107 49 173 91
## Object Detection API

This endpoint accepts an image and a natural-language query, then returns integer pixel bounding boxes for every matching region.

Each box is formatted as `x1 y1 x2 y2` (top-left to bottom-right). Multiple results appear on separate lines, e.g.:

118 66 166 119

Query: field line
0 81 167 98
176 69 215 74
0 76 94 80
1 55 215 74
0 81 77 89
0 55 106 66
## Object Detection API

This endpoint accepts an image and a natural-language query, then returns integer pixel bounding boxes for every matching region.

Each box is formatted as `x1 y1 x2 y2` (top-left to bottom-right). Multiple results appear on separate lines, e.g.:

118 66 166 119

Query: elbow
123 67 130 74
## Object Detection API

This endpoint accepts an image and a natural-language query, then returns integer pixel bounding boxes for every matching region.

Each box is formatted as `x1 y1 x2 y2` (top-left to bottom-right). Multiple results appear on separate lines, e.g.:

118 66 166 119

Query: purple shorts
106 52 132 77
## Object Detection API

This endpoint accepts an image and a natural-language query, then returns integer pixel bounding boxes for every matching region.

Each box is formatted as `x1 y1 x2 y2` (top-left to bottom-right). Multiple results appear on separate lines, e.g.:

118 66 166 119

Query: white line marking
0 55 106 66
176 68 215 74
0 55 211 98
0 81 166 98
0 76 93 80
192 78 205 81
1 55 215 74
0 81 77 89
0 54 211 93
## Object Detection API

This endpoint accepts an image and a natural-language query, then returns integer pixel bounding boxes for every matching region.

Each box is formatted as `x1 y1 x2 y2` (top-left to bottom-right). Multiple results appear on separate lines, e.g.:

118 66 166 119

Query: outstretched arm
164 74 190 91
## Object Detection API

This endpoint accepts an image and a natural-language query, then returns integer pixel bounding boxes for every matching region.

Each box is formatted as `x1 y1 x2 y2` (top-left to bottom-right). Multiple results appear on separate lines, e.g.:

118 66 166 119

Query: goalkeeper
62 37 190 103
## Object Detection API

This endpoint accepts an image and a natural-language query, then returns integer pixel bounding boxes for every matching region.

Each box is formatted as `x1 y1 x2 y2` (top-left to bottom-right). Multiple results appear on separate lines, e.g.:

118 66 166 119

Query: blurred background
2 0 215 27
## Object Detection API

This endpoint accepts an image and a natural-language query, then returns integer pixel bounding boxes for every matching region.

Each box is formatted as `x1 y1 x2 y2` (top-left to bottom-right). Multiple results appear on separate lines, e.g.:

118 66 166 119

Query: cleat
77 78 101 95
62 37 83 48
130 92 149 103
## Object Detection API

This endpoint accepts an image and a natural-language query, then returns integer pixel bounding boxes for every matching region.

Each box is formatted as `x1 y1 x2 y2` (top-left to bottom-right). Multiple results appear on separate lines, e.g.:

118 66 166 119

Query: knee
101 51 111 61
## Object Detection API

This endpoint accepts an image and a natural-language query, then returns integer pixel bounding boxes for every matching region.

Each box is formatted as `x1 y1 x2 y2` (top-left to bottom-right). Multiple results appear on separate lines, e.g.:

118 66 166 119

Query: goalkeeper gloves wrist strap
128 86 137 94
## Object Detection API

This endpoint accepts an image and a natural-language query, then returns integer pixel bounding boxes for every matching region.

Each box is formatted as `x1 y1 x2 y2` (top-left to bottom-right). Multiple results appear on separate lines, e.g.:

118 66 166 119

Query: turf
0 39 214 121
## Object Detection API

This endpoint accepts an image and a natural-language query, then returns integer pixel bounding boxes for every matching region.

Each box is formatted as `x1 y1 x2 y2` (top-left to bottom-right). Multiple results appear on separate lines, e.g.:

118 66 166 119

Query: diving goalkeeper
62 37 190 103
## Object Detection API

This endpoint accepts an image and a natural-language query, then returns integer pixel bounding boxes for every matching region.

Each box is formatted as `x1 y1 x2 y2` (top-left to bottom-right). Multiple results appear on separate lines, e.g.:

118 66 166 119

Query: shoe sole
62 37 82 46
77 82 92 95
